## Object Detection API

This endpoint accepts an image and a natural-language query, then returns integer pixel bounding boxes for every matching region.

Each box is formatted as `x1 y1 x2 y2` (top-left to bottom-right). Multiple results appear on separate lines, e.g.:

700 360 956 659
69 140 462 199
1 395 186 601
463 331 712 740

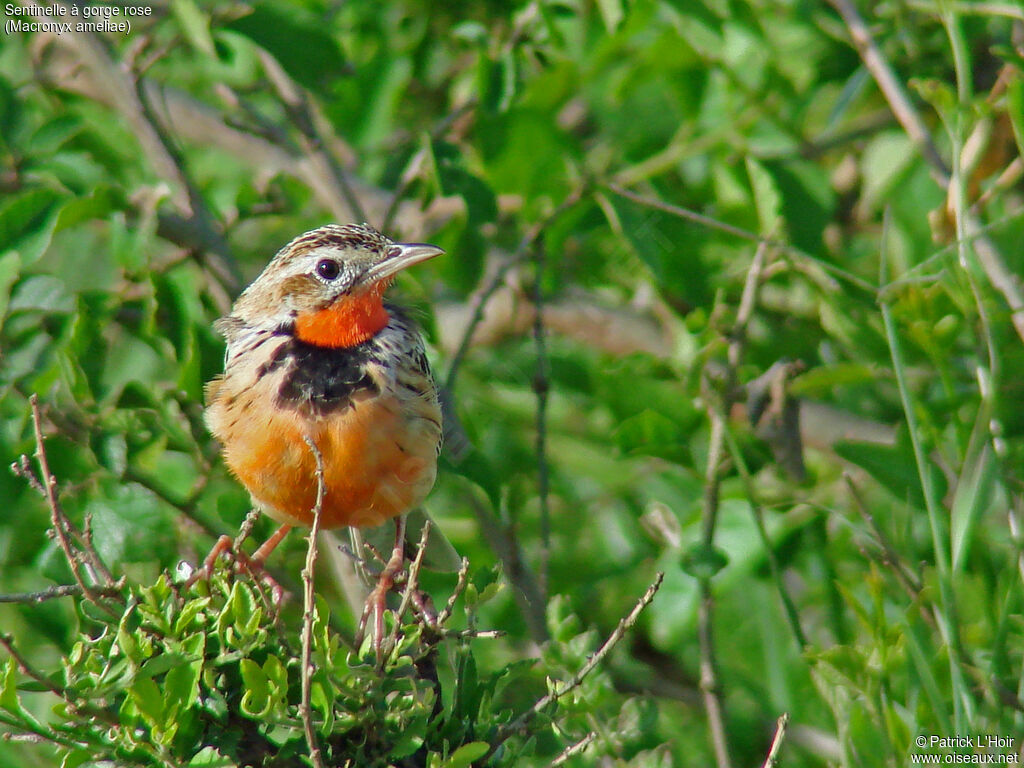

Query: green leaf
0 657 21 715
0 188 63 263
8 275 74 314
680 542 728 580
614 409 690 464
225 5 347 93
444 741 491 768
834 428 946 510
172 0 216 56
239 658 271 718
0 251 21 324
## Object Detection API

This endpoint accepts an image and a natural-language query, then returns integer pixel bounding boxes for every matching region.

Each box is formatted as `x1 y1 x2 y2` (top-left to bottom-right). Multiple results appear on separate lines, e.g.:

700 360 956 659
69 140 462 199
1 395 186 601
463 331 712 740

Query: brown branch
761 713 790 768
0 634 65 698
0 584 111 604
299 436 327 768
28 396 118 614
489 573 663 756
550 731 597 766
532 239 551 601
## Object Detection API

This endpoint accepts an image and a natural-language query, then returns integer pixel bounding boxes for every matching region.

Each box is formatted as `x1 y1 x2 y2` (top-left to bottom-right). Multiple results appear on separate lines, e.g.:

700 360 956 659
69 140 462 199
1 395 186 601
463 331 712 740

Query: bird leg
187 521 292 604
357 515 407 657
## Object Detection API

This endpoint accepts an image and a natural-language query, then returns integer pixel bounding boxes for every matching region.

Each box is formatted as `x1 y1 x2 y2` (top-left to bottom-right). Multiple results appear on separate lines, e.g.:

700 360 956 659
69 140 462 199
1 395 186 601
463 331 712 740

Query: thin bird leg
187 523 292 605
253 524 293 565
357 515 407 656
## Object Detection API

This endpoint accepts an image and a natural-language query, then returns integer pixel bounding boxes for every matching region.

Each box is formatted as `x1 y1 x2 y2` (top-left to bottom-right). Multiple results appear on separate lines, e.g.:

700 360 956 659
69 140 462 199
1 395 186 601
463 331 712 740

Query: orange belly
219 397 436 529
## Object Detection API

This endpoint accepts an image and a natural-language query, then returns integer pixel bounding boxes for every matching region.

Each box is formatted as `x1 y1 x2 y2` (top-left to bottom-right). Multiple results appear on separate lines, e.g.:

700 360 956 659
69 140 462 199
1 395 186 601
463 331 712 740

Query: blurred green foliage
1 0 1024 765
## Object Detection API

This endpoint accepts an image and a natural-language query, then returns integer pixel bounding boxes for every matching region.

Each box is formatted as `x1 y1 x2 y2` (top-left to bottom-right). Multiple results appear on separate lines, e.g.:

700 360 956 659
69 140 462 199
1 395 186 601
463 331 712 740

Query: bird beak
366 242 444 283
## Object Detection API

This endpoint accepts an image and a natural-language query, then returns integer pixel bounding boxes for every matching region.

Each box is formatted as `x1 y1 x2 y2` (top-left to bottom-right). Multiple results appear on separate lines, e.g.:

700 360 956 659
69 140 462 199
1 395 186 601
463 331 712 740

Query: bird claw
186 534 287 606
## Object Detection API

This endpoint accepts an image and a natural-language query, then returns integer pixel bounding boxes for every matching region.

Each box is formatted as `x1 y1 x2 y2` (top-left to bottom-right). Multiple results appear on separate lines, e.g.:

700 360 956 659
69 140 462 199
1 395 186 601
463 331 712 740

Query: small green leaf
444 741 491 768
225 5 347 93
239 658 271 718
172 0 216 56
0 657 21 715
0 251 21 323
681 543 728 580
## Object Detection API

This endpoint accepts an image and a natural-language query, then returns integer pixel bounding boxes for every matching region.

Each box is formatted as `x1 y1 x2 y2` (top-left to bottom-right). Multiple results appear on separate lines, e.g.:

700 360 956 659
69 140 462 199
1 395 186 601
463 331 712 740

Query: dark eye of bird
316 259 341 281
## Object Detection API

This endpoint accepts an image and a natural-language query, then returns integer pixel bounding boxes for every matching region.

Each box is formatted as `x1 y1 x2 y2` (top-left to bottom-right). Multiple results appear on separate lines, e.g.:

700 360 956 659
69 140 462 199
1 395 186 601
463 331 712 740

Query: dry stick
761 713 790 768
387 519 433 653
698 243 771 768
826 0 1024 346
28 396 110 612
549 731 597 767
532 239 552 601
258 51 367 225
0 585 92 604
436 557 470 627
299 436 327 768
489 573 663 755
698 411 732 768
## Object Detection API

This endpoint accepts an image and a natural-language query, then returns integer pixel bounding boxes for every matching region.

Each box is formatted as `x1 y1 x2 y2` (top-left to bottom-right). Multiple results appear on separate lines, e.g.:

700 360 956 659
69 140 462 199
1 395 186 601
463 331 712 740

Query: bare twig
697 244 771 768
299 435 327 768
549 731 597 767
28 396 116 612
761 713 790 768
388 519 432 651
258 51 367 224
490 573 663 754
826 0 950 183
0 585 100 604
532 239 551 601
436 557 470 628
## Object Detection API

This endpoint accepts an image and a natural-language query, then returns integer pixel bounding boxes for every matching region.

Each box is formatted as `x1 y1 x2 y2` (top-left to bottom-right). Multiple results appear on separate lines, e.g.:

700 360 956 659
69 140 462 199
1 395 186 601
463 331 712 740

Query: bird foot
186 534 287 606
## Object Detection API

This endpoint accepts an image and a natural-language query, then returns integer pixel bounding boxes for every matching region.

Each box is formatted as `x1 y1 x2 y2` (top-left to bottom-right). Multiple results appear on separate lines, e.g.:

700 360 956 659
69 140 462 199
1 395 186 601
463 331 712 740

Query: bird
200 223 445 643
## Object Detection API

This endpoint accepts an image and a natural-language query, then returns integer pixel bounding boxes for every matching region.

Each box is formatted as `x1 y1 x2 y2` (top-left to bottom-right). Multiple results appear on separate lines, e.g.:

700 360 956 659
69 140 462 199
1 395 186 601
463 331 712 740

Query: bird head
231 224 443 348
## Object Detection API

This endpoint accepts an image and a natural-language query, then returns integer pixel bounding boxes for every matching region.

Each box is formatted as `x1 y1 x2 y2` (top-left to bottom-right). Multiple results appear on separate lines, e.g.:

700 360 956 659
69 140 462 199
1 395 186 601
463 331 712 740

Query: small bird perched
202 223 445 638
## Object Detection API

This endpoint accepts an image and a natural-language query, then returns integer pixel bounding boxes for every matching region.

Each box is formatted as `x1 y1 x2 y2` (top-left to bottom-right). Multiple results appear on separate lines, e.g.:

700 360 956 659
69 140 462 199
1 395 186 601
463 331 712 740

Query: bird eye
316 259 341 280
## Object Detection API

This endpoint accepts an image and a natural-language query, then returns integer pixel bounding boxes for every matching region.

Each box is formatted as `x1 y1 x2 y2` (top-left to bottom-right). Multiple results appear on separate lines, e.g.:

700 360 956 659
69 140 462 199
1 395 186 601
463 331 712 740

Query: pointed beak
365 242 444 283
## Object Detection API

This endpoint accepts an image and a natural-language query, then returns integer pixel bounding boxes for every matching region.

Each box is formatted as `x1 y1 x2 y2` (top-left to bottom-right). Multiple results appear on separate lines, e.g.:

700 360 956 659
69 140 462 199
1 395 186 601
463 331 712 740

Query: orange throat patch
294 283 390 348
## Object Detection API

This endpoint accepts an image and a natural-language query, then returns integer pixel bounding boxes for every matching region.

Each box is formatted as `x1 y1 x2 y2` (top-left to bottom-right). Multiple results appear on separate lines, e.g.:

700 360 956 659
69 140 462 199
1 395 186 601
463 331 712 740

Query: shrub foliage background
1 0 1024 766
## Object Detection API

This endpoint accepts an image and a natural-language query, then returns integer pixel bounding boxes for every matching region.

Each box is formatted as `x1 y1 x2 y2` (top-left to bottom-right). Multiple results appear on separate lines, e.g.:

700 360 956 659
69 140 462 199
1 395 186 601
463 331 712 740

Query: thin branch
436 557 470 628
825 0 950 184
28 396 113 612
388 519 432 650
827 0 1024 345
0 584 104 604
258 51 367 224
0 634 65 698
532 239 551 601
490 573 663 754
761 713 790 768
299 435 327 768
549 731 597 767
